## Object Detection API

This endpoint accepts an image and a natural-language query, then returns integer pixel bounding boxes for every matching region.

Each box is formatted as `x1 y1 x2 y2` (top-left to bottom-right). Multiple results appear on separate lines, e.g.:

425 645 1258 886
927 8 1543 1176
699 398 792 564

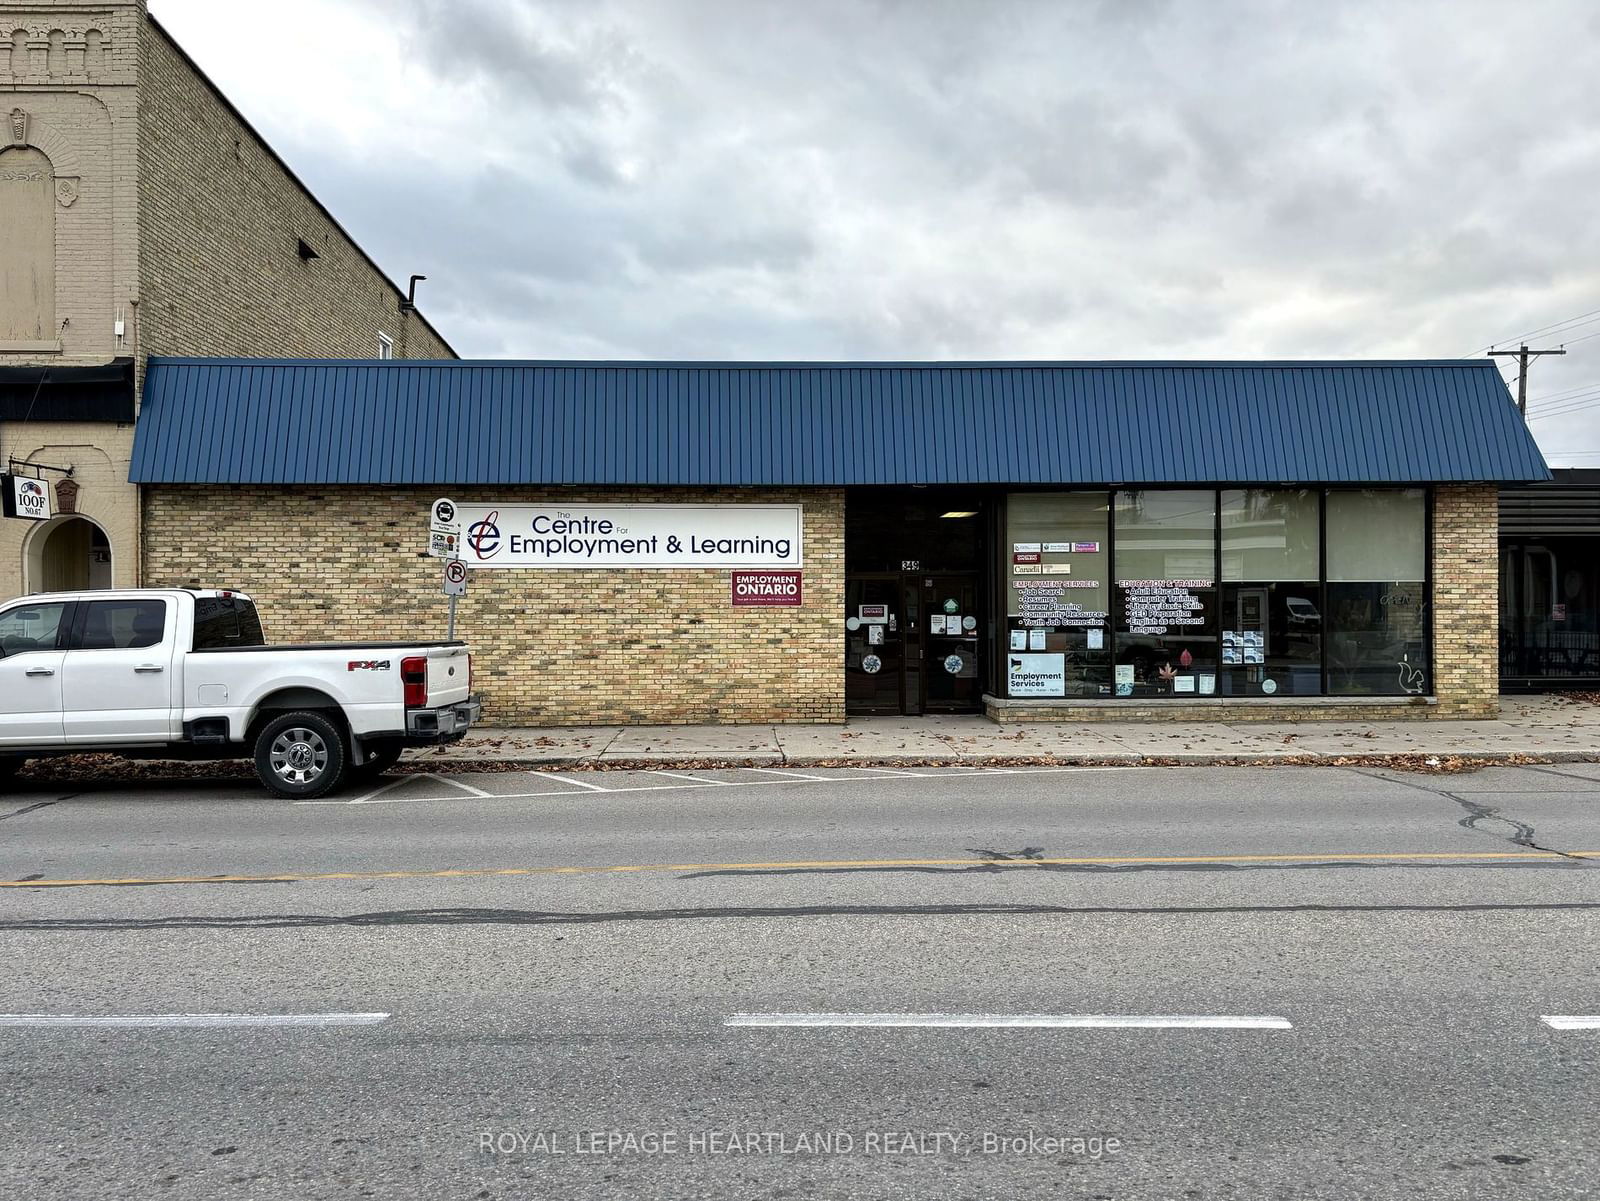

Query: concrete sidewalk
411 695 1600 766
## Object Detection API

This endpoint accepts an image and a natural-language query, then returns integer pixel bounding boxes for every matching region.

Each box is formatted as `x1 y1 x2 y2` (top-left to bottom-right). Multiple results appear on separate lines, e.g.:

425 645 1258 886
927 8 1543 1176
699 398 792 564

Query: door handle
134 665 165 674
24 667 55 677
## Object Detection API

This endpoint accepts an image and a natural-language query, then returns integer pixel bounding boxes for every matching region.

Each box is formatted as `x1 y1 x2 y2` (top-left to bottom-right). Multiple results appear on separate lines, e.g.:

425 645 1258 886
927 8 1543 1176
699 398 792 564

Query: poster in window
1008 653 1065 697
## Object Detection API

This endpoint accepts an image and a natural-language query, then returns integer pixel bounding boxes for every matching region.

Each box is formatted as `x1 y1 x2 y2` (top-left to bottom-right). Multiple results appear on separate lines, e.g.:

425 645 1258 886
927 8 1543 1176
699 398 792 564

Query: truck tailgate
426 645 471 706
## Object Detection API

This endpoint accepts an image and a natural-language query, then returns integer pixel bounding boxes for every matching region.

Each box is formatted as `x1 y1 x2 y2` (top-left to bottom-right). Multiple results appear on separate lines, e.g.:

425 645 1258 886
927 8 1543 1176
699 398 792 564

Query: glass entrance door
922 574 982 712
845 575 905 715
845 572 982 715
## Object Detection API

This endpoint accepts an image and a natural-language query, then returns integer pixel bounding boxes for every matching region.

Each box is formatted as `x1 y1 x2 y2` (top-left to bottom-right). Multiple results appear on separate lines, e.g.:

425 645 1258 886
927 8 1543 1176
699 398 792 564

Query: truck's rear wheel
254 711 348 799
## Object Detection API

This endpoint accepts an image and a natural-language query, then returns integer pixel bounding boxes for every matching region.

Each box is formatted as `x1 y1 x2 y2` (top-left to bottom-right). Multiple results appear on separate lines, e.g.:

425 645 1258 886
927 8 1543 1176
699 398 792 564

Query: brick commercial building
1 0 451 600
129 358 1548 726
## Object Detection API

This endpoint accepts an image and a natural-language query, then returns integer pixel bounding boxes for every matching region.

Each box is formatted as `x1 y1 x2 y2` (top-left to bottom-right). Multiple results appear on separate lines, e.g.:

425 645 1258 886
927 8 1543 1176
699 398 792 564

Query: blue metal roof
131 358 1550 486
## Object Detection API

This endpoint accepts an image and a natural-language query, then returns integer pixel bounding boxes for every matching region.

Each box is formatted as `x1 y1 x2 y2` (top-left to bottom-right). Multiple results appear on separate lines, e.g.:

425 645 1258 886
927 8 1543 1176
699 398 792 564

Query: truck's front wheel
254 711 348 799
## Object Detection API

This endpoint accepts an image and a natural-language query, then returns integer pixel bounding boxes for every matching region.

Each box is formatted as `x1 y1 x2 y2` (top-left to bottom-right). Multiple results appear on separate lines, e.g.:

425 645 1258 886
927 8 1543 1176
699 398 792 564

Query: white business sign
1008 652 1066 697
450 504 803 569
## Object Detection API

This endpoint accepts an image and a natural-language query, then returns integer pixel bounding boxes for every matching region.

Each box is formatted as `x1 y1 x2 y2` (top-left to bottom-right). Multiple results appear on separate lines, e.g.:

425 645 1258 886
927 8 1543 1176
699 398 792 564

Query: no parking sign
443 558 468 596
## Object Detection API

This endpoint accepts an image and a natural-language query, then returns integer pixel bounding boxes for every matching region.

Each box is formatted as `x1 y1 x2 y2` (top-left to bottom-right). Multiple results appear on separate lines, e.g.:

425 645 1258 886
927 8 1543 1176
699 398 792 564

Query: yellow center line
2 849 1596 889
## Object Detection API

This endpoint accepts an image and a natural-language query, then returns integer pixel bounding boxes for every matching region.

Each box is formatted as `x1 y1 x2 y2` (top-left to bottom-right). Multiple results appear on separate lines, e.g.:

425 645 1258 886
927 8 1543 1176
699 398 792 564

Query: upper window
0 145 56 344
76 599 167 651
376 332 394 359
192 595 266 651
0 601 66 656
1003 492 1110 698
1113 490 1218 696
1325 489 1428 695
1222 489 1319 582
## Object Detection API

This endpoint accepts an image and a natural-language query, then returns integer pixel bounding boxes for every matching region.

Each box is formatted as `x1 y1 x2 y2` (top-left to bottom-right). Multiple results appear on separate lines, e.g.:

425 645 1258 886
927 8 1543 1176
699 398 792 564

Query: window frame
0 598 74 658
67 597 170 653
376 331 394 359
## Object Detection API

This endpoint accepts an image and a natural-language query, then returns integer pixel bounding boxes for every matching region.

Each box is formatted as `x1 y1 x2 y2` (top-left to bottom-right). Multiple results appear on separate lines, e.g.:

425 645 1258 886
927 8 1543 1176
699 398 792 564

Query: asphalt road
1 762 1598 1200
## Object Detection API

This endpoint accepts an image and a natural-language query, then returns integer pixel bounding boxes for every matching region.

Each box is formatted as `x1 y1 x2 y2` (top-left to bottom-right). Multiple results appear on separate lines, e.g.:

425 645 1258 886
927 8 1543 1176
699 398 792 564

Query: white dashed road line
1541 1016 1600 1030
726 1013 1294 1030
0 1013 390 1028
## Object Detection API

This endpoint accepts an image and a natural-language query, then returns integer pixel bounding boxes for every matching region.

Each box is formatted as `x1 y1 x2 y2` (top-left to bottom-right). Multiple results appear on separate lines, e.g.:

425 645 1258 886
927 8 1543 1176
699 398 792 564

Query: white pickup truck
0 588 480 798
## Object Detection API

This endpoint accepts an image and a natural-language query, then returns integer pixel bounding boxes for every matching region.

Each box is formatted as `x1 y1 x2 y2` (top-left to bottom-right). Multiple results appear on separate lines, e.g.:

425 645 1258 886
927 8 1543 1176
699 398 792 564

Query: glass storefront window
1000 487 1431 701
1004 492 1110 697
1113 490 1218 697
1325 489 1427 695
1220 490 1322 696
1221 489 1319 582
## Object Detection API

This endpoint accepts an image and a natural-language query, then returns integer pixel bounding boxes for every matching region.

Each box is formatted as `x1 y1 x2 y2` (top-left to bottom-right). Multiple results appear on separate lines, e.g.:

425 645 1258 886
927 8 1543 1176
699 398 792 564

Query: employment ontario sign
451 503 803 569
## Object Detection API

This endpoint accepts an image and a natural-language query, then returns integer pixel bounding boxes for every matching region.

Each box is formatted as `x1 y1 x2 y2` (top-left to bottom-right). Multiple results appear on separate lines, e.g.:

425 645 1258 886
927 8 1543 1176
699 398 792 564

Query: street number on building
443 558 468 596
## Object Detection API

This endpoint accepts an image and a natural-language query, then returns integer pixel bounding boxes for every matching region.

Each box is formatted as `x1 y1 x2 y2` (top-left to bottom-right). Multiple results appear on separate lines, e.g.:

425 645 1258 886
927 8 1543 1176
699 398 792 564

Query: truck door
61 597 178 743
0 599 70 746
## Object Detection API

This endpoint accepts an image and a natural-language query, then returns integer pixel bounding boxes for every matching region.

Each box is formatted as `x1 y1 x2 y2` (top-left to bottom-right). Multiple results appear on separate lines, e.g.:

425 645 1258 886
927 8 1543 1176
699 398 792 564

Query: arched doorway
26 514 112 592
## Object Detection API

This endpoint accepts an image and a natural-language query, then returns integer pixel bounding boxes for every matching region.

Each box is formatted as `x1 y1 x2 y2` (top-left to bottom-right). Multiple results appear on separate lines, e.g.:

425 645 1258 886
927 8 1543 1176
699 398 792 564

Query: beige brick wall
1431 483 1499 718
135 19 453 362
2 0 142 599
3 3 457 600
142 486 846 725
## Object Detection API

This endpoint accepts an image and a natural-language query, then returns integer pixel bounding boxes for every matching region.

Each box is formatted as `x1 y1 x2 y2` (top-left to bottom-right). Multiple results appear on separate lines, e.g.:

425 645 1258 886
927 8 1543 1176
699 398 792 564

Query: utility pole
1488 344 1566 417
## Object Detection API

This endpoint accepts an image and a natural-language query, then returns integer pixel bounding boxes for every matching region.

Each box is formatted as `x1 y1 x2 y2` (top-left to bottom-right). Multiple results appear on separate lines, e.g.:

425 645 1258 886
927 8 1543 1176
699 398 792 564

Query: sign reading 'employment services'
452 504 803 569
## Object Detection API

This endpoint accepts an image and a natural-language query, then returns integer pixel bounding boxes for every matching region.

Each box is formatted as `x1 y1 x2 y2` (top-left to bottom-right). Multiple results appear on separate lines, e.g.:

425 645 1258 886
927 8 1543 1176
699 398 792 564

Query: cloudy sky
151 0 1600 462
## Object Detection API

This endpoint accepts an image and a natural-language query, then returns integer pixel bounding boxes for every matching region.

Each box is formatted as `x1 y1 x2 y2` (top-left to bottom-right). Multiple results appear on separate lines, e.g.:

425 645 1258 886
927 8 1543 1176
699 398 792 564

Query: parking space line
426 773 493 798
726 1013 1293 1029
346 775 422 805
283 763 1176 807
1541 1015 1600 1030
535 773 613 792
0 1013 390 1028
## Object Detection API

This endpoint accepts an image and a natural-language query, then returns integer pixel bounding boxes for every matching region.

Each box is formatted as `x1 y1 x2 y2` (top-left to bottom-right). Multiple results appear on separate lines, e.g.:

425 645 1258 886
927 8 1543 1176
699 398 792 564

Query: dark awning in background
0 357 135 423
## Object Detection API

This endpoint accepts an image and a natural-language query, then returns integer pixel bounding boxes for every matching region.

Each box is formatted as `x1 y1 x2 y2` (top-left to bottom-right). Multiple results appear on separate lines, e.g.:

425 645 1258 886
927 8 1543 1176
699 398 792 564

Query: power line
1500 306 1600 346
1461 305 1600 357
1528 386 1600 412
1527 379 1600 406
1527 397 1600 422
1526 389 1600 417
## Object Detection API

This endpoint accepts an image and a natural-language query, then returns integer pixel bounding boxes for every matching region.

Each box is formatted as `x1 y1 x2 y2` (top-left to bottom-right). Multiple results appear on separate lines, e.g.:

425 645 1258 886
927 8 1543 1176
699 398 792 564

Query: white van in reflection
1285 597 1321 627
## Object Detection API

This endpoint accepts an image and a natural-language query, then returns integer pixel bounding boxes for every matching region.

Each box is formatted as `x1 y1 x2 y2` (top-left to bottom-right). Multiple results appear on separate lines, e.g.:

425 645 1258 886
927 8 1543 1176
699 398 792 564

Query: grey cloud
157 0 1600 455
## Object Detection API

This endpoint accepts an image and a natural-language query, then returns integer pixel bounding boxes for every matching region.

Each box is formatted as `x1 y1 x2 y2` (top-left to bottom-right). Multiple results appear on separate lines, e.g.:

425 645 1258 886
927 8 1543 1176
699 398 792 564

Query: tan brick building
1 0 452 601
131 359 1547 726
